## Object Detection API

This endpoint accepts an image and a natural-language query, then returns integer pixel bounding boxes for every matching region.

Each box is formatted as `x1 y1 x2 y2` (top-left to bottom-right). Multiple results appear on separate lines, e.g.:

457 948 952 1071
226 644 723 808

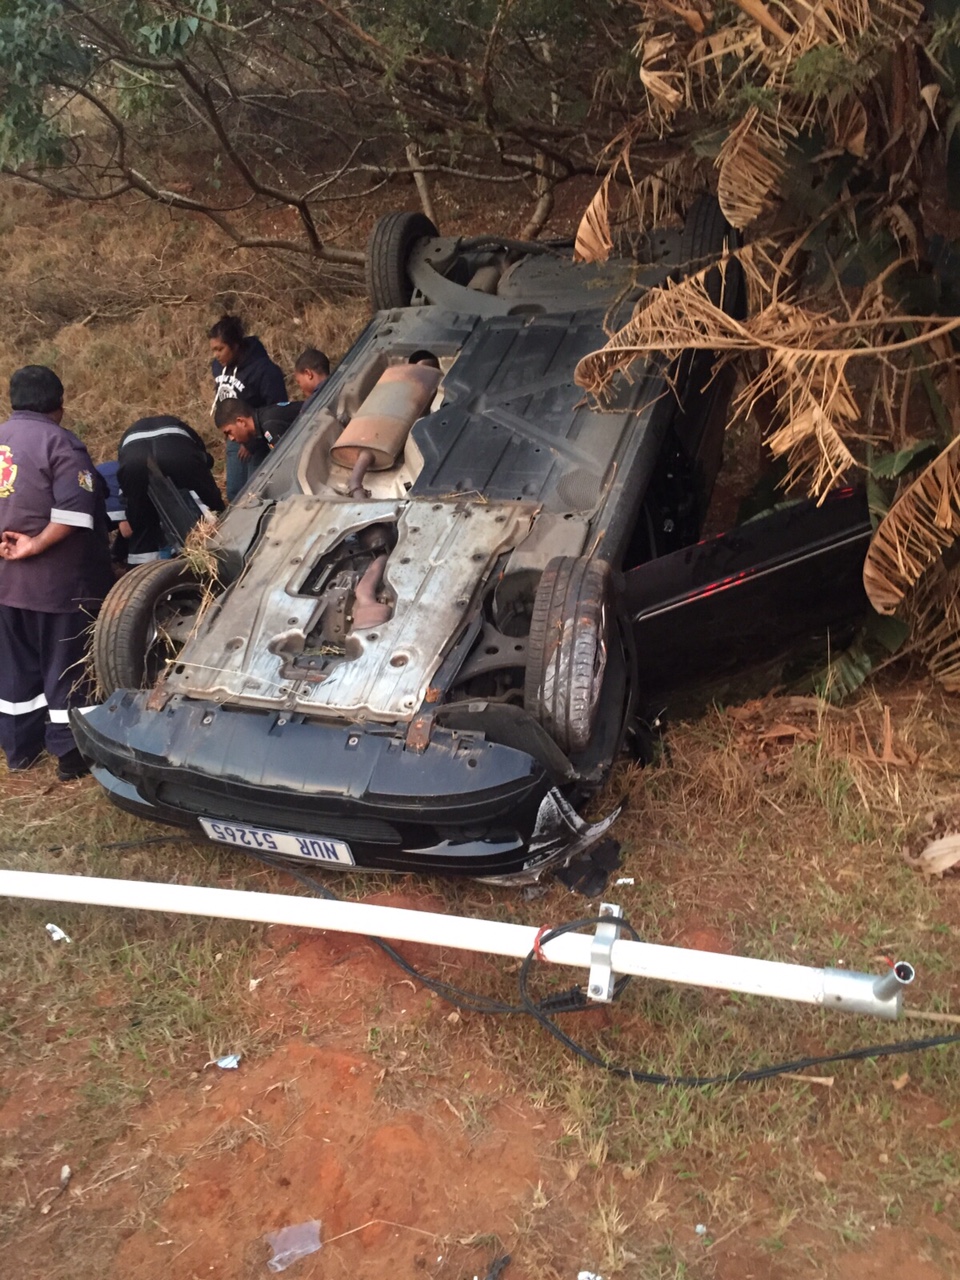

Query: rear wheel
94 559 206 695
679 194 744 314
524 556 612 754
365 211 439 311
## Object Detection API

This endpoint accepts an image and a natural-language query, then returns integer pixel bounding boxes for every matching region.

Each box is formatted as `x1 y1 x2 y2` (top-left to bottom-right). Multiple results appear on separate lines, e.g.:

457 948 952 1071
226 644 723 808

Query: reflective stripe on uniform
127 550 162 564
47 708 92 723
0 693 48 716
50 508 94 530
121 426 194 447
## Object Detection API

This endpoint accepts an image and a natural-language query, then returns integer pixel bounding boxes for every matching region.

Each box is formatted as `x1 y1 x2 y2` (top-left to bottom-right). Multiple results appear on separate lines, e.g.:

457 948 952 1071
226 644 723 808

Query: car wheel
365 211 439 311
524 556 613 755
679 194 744 314
93 559 206 695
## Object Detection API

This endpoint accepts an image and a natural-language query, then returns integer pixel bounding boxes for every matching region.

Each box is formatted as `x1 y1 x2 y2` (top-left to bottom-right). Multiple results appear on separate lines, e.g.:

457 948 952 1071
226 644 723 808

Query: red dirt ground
4 887 960 1279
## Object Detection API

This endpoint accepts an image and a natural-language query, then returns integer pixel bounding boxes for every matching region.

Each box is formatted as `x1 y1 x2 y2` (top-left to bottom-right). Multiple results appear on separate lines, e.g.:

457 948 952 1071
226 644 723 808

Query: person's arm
183 444 226 513
0 523 74 559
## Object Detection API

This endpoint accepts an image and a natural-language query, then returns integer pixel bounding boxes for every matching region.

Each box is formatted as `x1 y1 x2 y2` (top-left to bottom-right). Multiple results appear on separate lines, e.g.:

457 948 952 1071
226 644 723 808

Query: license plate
199 818 355 866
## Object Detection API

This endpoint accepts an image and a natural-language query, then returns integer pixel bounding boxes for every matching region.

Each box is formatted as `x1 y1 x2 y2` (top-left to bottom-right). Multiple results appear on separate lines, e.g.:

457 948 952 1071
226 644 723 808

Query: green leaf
812 608 910 703
871 442 940 479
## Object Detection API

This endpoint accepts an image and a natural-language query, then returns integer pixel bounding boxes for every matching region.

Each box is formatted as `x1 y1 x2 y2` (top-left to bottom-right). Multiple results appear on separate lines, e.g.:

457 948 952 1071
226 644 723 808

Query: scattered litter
481 1256 511 1280
781 1072 835 1087
557 837 621 897
892 1071 910 1091
206 1053 242 1070
614 877 635 886
248 977 263 991
40 1165 73 1214
578 1272 603 1280
695 1223 707 1236
45 923 71 943
264 1220 322 1272
906 833 960 878
522 884 550 902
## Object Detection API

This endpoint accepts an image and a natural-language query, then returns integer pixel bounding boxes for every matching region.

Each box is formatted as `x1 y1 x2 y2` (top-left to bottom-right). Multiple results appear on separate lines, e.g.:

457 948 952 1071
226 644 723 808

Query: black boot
57 748 90 782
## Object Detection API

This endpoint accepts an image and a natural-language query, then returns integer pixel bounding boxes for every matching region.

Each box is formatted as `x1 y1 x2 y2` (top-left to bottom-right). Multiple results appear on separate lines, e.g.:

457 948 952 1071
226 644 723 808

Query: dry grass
0 181 368 469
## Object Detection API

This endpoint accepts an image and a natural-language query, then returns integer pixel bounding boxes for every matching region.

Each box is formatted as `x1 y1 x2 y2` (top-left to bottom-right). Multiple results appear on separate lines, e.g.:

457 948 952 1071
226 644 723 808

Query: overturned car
75 203 872 882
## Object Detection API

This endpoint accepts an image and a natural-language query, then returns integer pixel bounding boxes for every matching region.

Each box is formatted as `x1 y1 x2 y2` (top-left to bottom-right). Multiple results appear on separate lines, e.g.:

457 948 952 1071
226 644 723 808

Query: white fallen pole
0 870 913 1019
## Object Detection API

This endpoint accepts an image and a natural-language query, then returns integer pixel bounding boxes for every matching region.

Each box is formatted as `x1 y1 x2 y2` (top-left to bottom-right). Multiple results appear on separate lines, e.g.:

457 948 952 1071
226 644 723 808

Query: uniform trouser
0 605 95 765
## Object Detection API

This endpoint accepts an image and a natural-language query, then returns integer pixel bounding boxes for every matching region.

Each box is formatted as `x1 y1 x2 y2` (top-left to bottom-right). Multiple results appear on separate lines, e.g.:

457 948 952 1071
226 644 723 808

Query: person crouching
117 415 224 564
214 398 301 478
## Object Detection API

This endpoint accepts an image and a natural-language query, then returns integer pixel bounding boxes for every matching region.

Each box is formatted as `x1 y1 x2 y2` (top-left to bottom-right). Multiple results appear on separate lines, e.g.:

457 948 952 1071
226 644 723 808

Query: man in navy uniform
0 366 113 780
117 414 224 563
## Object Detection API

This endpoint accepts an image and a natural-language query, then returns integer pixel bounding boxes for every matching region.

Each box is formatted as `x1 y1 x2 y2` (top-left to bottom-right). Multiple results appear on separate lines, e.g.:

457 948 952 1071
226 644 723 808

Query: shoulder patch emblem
0 445 17 497
78 469 94 493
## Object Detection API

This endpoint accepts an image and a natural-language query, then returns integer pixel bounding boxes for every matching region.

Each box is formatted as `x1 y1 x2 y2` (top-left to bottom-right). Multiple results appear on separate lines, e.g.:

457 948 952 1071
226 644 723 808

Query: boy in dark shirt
293 348 330 400
214 398 301 475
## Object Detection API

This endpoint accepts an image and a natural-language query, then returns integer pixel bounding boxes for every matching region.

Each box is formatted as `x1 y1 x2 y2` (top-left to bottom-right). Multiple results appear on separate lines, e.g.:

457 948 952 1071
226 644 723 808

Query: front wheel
93 559 207 695
524 556 613 754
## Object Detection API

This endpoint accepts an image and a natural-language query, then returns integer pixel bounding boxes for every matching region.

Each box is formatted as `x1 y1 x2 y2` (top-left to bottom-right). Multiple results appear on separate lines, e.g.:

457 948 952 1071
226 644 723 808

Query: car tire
679 195 744 313
365 211 439 311
524 556 612 755
93 559 206 696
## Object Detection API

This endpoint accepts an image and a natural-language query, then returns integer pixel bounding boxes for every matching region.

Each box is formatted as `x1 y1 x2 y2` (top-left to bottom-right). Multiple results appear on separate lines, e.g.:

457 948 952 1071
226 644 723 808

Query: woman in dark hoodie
209 315 288 500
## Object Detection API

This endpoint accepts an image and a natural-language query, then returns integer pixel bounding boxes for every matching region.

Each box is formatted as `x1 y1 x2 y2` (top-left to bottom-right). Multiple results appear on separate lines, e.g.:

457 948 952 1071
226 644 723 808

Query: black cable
245 853 960 1087
519 918 960 1087
0 835 195 856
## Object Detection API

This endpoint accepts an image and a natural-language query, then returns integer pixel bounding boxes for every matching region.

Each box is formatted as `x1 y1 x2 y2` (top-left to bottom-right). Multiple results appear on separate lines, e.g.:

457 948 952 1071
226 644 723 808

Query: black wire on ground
247 851 960 1086
520 919 960 1087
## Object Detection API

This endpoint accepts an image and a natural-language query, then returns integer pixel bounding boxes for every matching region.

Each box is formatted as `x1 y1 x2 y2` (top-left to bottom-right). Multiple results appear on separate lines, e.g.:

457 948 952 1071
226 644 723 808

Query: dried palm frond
828 96 868 156
687 25 766 110
637 31 687 120
730 0 790 43
863 435 960 614
574 178 615 263
623 154 701 232
779 0 923 55
903 561 960 691
759 356 861 496
715 108 789 228
575 260 748 396
575 153 699 262
657 0 712 34
577 230 960 505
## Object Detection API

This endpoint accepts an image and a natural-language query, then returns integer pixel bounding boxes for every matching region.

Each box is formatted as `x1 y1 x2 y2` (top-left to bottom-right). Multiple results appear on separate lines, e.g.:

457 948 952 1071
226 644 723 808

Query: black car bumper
72 693 618 882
